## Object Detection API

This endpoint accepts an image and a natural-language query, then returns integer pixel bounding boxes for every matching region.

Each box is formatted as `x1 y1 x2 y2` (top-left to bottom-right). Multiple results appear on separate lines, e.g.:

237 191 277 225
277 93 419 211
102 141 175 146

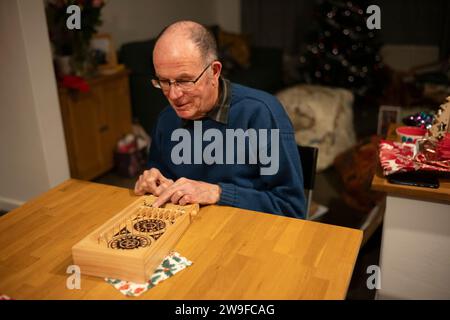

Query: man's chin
174 108 194 120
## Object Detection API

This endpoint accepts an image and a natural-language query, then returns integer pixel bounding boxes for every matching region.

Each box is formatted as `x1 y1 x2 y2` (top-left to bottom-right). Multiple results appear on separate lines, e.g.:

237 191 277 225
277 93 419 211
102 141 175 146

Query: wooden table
0 179 362 300
371 124 450 299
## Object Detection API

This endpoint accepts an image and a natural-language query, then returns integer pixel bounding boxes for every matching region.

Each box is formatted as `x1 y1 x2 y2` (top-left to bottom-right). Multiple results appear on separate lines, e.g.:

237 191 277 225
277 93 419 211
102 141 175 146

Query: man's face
153 37 220 120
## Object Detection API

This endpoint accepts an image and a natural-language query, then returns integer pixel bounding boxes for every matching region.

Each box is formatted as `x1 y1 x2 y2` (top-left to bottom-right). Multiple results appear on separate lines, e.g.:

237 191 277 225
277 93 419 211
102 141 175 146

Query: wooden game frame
72 196 199 283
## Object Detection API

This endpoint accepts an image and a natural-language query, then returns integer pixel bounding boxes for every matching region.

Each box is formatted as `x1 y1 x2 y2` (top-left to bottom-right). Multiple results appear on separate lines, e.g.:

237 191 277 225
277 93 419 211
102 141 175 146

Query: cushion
334 136 385 213
118 39 156 75
276 85 356 171
217 29 251 70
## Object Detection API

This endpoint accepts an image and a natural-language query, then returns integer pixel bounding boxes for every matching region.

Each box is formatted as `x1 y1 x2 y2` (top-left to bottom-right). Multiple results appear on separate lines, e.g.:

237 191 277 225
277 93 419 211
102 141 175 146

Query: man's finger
134 184 144 195
146 176 158 192
143 169 160 191
160 175 173 182
178 194 191 206
170 190 184 204
134 176 145 195
154 182 172 196
134 175 142 189
152 184 184 208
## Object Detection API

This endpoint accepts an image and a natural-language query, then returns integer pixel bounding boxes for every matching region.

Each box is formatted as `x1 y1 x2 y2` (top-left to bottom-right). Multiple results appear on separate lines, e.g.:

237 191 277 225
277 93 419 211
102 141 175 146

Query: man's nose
167 84 183 100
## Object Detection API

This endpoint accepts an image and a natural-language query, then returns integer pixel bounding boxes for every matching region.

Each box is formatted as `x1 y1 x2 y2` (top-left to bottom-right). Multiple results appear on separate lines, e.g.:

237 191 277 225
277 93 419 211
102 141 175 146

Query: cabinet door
61 90 104 180
114 75 133 137
59 72 133 180
99 74 133 168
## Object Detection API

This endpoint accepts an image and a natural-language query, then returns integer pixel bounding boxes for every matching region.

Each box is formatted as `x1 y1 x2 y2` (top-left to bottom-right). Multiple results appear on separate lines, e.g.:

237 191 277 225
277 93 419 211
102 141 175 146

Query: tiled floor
94 168 383 300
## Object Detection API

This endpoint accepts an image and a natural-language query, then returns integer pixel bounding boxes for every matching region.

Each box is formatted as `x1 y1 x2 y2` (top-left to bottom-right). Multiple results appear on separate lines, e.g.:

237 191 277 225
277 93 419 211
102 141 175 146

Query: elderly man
134 21 306 219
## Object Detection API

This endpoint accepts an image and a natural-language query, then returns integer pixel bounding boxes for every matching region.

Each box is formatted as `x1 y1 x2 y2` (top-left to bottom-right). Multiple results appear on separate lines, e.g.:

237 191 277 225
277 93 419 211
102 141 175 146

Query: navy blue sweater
148 83 306 219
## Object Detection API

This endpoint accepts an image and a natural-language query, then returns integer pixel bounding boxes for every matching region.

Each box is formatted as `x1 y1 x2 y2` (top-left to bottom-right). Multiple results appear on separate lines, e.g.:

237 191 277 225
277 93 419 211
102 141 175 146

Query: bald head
154 21 218 64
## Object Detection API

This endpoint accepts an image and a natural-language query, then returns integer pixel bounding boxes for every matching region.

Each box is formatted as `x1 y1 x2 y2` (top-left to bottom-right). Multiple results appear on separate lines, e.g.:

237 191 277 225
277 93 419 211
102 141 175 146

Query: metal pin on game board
149 207 154 217
151 208 155 220
99 232 105 245
122 219 127 235
104 232 108 247
130 217 134 237
129 218 133 237
119 221 123 237
136 213 141 233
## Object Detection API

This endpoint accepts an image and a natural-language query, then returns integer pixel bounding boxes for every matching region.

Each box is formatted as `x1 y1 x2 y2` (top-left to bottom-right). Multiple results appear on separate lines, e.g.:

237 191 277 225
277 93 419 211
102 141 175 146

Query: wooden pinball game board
72 195 199 283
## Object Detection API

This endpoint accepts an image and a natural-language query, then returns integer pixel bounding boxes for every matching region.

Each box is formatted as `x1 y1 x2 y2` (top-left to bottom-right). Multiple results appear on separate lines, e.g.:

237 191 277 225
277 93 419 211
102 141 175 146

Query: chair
297 145 319 220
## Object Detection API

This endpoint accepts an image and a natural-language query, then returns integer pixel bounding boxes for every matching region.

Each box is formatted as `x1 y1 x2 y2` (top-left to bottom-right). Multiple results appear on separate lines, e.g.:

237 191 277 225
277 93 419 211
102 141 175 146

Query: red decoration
379 140 450 176
61 75 90 92
437 133 450 160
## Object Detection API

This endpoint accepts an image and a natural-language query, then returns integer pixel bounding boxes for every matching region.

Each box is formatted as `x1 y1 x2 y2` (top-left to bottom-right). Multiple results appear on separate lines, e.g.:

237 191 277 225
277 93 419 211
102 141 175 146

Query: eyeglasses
151 62 213 92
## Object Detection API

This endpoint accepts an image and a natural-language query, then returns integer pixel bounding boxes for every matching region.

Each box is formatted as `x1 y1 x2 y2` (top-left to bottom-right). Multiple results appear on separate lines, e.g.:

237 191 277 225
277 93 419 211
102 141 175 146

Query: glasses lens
155 80 172 91
177 82 194 91
160 81 170 91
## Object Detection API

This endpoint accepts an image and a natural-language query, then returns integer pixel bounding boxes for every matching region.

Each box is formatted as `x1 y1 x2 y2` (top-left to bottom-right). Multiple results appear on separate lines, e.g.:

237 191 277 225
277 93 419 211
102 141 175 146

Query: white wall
213 0 241 34
0 0 70 211
380 45 439 72
99 0 241 48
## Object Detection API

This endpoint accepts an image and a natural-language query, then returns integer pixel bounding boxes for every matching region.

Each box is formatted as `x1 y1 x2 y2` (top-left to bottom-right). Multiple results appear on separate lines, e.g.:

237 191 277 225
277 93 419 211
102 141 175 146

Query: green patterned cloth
105 251 192 297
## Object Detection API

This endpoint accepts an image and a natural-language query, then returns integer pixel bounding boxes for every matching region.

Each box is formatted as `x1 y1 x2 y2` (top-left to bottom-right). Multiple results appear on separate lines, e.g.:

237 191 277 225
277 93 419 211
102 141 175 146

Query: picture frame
377 105 402 137
91 33 118 70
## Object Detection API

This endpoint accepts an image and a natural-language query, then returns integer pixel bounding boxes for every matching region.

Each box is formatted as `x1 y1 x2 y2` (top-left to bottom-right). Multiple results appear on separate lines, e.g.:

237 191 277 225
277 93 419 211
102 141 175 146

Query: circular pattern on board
133 219 166 234
108 234 151 250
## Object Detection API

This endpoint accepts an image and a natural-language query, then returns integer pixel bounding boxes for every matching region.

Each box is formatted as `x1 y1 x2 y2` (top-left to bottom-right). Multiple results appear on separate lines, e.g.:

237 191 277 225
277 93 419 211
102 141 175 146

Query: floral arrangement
45 0 105 80
61 75 90 92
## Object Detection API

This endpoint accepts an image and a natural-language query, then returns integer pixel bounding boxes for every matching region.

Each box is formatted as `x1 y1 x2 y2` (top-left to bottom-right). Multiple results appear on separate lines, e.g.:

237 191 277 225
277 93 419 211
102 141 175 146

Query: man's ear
211 61 222 79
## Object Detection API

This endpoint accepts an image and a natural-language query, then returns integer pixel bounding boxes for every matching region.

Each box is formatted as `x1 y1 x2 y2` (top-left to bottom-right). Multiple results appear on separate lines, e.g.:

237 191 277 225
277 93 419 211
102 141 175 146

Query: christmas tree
297 0 384 98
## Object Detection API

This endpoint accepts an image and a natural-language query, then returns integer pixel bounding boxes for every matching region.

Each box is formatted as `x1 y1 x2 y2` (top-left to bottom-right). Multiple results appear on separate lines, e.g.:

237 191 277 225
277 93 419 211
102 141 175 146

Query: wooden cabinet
58 70 133 180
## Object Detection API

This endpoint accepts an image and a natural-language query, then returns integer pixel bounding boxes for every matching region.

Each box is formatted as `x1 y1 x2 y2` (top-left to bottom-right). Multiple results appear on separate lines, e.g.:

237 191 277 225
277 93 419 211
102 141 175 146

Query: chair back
297 145 319 219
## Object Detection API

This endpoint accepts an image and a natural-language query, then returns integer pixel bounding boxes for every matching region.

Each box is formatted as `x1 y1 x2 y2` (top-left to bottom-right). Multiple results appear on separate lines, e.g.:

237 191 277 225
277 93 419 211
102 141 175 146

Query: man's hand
134 168 174 196
152 177 221 207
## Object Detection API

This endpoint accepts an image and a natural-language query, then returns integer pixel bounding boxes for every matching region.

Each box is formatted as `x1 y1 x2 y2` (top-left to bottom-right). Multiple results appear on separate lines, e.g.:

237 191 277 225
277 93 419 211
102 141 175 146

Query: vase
55 55 72 77
71 39 98 78
71 51 97 78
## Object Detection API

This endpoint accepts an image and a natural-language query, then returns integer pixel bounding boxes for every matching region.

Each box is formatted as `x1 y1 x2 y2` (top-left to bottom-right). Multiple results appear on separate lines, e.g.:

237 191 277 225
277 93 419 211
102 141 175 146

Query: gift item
429 97 450 140
114 131 149 178
105 251 192 297
379 140 450 175
418 139 440 161
402 111 434 130
436 133 450 160
380 97 450 176
396 126 427 143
